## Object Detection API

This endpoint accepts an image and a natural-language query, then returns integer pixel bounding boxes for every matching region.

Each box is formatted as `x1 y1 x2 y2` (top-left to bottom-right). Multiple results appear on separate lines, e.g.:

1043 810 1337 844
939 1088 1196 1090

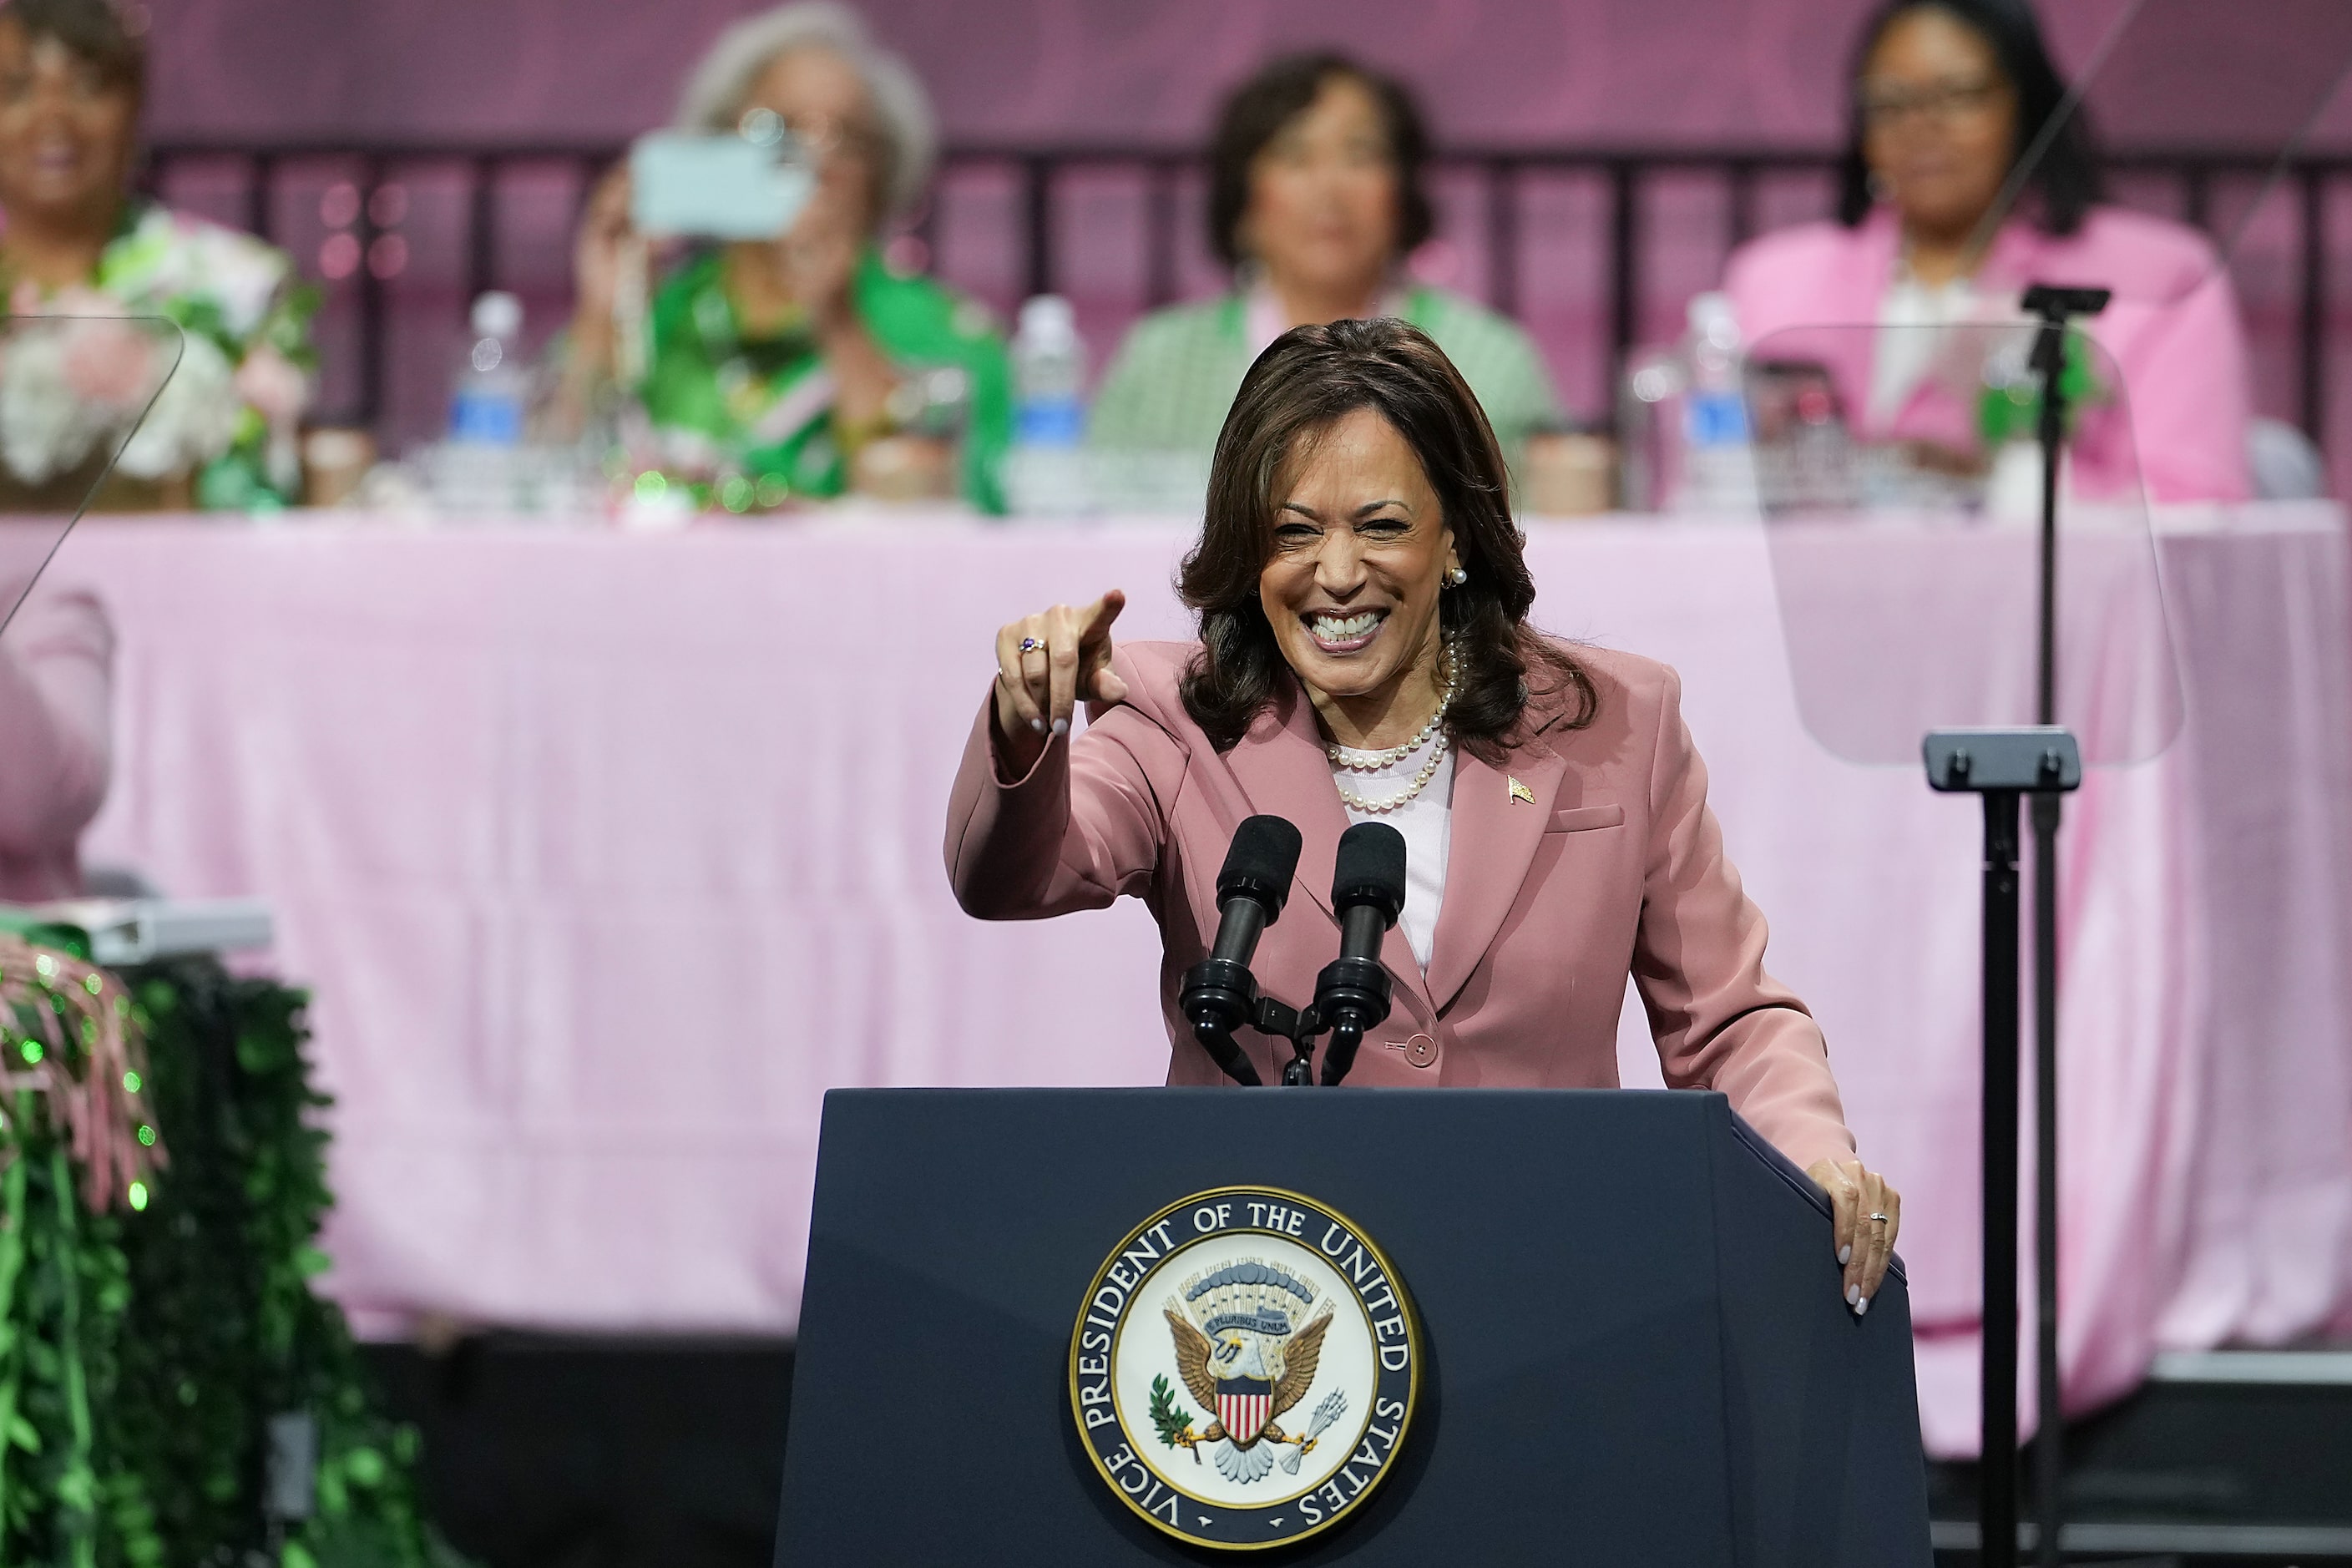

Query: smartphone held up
629 108 817 240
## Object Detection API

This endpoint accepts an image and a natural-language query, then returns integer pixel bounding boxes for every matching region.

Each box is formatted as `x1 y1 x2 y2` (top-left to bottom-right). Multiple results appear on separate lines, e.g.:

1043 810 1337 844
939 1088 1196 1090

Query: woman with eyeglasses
1723 0 2254 503
559 3 1013 511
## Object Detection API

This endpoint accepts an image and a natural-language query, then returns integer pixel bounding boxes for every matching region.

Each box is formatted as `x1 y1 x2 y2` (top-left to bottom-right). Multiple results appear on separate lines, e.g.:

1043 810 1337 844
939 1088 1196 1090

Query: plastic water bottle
1675 292 1755 513
450 291 527 446
1006 295 1090 515
1014 295 1085 444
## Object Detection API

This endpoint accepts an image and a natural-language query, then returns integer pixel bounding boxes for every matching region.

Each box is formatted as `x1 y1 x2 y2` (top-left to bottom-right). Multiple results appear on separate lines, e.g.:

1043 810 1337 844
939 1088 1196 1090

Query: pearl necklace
1328 649 1458 814
1328 648 1457 771
1333 731 1451 815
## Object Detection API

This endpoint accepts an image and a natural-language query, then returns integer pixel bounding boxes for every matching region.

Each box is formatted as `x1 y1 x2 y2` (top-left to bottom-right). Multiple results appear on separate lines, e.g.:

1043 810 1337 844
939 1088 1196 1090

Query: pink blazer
1724 205 2253 504
943 638 1859 1173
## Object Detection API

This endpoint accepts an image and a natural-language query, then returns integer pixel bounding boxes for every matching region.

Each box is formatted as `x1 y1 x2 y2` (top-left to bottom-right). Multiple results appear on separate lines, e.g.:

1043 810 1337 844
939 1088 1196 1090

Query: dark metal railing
144 139 2343 446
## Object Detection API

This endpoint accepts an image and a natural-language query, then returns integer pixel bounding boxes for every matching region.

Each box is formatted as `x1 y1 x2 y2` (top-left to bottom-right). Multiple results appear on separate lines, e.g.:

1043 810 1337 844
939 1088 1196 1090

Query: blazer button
1403 1033 1439 1069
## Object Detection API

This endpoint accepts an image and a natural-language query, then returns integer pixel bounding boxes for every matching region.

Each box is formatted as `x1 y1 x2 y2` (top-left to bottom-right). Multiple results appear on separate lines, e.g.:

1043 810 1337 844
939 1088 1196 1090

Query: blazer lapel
1424 737 1567 1014
1222 683 1351 918
1221 682 1435 1018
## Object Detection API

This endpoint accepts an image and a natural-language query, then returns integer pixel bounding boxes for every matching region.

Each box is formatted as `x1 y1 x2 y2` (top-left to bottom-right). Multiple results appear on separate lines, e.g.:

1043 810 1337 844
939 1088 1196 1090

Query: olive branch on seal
1147 1374 1196 1449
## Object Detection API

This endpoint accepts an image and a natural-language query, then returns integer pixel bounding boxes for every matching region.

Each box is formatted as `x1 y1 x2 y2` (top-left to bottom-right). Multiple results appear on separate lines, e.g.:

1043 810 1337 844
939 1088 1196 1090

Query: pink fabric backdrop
138 0 2343 146
47 504 2352 1459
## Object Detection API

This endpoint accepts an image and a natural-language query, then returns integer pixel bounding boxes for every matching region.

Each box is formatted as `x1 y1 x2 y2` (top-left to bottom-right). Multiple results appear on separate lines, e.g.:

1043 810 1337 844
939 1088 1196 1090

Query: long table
49 505 2352 1459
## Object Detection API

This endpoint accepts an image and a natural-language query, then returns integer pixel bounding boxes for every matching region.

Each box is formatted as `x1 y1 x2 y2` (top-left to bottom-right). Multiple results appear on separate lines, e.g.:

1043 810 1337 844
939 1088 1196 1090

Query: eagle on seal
1164 1302 1333 1484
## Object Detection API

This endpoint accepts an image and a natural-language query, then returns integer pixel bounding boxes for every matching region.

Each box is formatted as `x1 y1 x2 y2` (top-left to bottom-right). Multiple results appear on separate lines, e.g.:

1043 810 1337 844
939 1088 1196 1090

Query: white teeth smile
1308 610 1381 640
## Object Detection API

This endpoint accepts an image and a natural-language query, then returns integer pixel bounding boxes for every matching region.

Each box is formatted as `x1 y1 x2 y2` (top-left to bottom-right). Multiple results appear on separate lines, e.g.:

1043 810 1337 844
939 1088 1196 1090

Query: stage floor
360 1336 2352 1568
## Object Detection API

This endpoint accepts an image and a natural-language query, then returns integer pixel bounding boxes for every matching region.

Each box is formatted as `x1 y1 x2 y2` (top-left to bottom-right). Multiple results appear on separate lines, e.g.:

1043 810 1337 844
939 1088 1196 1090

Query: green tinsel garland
0 935 468 1568
0 939 156 1568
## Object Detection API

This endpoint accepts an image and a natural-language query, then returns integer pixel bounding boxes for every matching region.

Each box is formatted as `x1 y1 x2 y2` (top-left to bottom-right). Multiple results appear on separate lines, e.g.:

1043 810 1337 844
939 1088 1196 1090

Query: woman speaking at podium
944 320 1900 1312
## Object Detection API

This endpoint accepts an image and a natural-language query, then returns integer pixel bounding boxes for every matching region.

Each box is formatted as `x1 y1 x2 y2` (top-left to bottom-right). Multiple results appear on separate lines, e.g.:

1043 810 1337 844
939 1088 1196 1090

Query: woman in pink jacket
1724 0 2251 503
945 318 1902 1313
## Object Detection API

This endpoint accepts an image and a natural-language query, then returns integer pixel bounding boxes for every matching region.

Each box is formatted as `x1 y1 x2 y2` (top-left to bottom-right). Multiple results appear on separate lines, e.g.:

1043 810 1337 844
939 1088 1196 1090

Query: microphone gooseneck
1179 815 1303 1086
1315 822 1405 1086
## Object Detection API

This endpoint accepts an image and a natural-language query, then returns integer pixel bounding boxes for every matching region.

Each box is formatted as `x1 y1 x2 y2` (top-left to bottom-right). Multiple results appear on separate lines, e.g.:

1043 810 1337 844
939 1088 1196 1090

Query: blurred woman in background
559 3 1013 511
0 0 313 509
1723 0 2253 503
1090 53 1563 475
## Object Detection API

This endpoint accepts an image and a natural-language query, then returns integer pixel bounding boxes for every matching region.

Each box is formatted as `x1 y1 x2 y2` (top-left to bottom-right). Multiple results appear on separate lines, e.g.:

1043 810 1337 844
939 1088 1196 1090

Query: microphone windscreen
1217 814 1303 913
1333 822 1407 923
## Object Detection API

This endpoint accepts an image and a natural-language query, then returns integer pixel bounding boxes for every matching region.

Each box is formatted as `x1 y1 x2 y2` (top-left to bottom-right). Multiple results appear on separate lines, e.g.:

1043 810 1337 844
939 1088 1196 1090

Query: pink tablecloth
48 506 2352 1459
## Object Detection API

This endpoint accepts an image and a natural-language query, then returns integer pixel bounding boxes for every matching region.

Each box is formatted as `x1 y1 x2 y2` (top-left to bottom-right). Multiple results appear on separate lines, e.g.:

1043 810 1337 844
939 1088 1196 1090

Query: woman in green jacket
1091 53 1563 478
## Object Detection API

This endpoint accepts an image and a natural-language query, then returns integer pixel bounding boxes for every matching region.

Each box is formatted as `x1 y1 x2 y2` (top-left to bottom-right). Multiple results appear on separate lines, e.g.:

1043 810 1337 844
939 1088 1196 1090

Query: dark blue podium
773 1088 1930 1565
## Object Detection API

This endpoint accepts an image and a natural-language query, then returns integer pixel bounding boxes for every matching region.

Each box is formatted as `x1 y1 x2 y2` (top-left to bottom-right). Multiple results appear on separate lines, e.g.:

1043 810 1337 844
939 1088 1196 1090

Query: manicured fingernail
1856 1296 1871 1317
1052 718 1070 736
1845 1283 1860 1306
1839 1244 1852 1266
1029 719 1045 734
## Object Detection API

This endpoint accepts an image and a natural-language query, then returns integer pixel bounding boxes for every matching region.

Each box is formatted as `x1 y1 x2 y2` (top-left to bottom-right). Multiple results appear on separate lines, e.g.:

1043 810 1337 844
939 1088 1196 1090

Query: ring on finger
1019 636 1047 655
1868 1212 1889 1225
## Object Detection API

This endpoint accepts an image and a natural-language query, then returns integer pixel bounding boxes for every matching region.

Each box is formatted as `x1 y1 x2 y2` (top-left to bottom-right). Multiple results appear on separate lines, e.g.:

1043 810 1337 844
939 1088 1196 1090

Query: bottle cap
1018 295 1076 344
472 291 524 340
1687 291 1739 346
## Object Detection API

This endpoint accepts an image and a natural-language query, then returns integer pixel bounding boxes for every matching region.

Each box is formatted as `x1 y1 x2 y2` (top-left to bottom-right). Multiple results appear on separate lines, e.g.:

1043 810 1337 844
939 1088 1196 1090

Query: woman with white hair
563 3 1012 510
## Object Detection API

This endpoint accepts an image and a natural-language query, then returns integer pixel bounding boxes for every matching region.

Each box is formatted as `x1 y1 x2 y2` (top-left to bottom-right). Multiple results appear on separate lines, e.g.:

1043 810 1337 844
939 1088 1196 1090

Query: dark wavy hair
0 0 146 98
1836 0 2101 236
1206 52 1434 272
1177 317 1594 762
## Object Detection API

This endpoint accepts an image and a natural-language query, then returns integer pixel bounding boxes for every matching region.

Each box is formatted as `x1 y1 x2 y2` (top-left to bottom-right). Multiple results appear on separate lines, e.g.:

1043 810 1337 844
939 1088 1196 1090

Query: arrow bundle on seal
1278 1389 1348 1475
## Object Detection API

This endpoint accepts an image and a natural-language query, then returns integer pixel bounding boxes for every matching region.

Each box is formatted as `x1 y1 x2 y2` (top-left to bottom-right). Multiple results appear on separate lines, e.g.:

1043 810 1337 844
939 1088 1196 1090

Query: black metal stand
1186 956 1393 1088
1984 786 2026 1568
1925 730 2081 1568
1182 981 1355 1089
2018 281 2107 1567
2030 787 2061 1566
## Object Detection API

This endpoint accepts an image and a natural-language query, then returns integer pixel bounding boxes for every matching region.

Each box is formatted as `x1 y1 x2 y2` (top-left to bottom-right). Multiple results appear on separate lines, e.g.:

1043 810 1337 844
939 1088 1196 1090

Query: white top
1244 280 1411 357
1330 741 1455 970
1870 268 1976 422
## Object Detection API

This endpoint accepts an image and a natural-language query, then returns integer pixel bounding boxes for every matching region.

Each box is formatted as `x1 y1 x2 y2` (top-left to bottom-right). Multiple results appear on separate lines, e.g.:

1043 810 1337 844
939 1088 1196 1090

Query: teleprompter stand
1925 725 2082 1568
773 1088 1930 1564
1966 281 2108 1568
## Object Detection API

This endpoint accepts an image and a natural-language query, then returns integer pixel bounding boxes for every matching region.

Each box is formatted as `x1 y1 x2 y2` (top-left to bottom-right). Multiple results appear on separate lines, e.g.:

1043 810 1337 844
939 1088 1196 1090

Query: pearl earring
1446 566 1468 587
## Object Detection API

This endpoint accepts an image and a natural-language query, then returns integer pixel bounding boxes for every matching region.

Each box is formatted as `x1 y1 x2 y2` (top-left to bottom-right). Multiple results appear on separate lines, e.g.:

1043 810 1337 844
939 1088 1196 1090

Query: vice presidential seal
1069 1186 1419 1550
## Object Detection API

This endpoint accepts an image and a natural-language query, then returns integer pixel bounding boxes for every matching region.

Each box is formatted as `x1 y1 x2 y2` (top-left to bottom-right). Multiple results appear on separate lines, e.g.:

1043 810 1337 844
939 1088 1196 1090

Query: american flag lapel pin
1508 776 1536 805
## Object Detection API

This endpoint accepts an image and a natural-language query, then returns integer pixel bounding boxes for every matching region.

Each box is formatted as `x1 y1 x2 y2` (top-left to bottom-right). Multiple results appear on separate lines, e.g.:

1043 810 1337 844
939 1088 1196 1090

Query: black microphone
1179 815 1302 1086
1313 822 1405 1086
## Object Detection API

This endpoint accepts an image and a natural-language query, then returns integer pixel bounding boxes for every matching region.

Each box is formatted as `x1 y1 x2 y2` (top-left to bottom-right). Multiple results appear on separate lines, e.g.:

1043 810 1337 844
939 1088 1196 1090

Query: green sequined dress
637 248 1014 513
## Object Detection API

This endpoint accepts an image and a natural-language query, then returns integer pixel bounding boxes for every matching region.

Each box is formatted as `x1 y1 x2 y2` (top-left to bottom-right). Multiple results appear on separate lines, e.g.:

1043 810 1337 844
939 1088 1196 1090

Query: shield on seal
1216 1377 1275 1445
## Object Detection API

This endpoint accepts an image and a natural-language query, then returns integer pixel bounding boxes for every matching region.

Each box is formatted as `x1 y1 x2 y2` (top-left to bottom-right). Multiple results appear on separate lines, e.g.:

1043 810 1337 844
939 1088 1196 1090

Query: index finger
1079 589 1126 644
